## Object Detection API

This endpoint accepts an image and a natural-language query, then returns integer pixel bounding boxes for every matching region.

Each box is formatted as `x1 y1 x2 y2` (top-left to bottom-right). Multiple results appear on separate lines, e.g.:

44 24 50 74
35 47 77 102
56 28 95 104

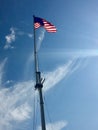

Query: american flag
34 16 57 33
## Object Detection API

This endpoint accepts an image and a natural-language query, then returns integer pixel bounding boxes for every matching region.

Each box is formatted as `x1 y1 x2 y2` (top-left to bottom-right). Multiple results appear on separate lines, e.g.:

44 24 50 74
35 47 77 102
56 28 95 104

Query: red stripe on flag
43 19 57 32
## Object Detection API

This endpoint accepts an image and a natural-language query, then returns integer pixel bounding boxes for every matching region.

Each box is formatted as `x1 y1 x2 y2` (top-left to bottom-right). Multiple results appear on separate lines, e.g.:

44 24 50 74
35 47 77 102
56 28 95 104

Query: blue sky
0 0 98 130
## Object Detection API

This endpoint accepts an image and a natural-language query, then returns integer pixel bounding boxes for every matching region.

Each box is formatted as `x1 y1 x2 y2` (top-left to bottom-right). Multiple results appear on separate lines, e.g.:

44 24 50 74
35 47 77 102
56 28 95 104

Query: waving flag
34 16 57 33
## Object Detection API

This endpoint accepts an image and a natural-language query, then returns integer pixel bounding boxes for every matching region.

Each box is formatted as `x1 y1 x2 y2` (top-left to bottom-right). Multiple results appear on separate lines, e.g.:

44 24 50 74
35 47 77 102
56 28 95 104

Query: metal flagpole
33 15 46 130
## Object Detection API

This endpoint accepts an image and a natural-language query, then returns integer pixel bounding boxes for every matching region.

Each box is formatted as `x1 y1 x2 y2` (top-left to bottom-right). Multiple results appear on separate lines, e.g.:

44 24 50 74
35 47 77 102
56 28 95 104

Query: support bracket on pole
35 71 43 89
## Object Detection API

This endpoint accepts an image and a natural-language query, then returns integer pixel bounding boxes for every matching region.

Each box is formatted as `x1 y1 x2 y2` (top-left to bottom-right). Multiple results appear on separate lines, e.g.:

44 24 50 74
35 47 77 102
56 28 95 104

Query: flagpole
33 15 46 130
33 15 38 74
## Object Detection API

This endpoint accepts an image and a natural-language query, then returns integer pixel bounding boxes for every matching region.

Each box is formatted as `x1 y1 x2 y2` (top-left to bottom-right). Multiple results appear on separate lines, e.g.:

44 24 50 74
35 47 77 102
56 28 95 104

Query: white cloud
5 80 14 85
69 49 98 57
17 30 25 36
37 29 45 51
37 120 68 130
0 80 34 130
0 58 7 86
0 57 81 129
11 103 31 121
27 33 33 38
51 49 98 58
17 30 33 38
23 29 45 80
43 58 80 92
4 27 16 49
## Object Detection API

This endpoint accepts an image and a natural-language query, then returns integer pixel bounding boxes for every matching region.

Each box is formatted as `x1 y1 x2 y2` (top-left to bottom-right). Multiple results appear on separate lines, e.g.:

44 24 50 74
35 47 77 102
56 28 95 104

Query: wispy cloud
43 58 80 92
4 27 33 50
27 33 33 38
0 58 7 86
4 27 16 49
5 80 14 85
17 30 33 38
0 57 81 129
23 29 45 80
37 120 68 130
15 25 45 40
37 29 46 51
51 49 98 58
68 49 98 58
0 80 34 130
11 103 31 121
0 60 35 129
